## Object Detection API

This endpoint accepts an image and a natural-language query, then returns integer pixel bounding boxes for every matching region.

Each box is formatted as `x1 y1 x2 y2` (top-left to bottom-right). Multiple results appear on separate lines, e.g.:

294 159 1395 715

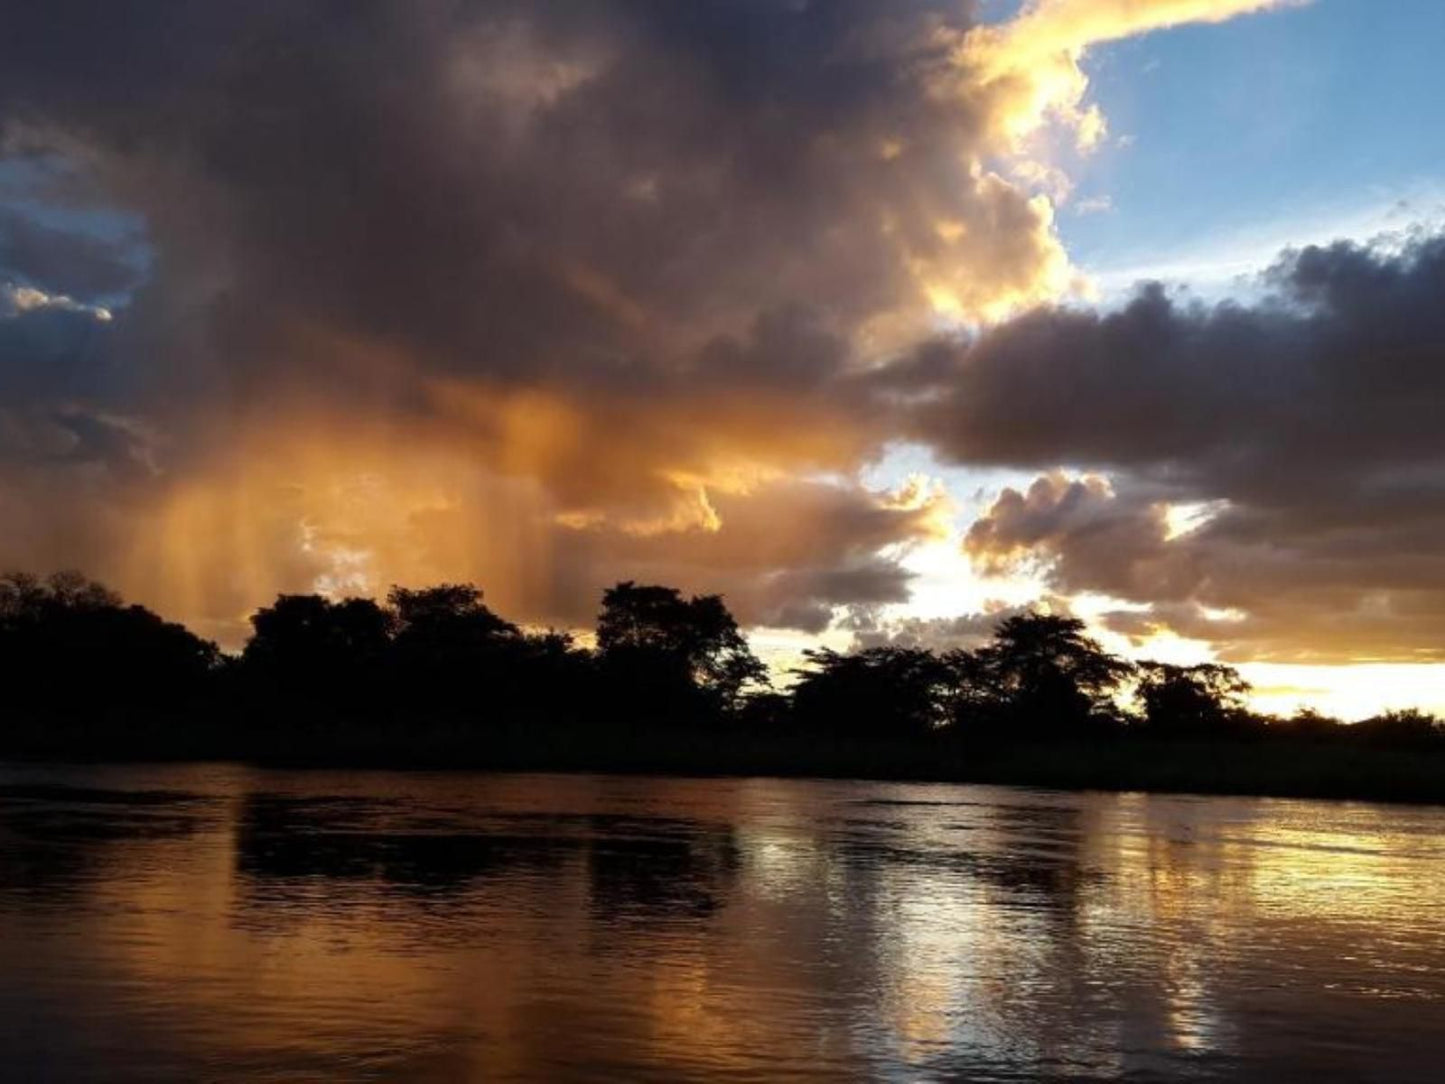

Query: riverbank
6 721 1445 805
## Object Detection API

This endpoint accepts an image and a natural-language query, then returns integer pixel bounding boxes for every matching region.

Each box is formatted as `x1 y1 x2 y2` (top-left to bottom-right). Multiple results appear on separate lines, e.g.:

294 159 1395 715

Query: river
1 763 1441 1081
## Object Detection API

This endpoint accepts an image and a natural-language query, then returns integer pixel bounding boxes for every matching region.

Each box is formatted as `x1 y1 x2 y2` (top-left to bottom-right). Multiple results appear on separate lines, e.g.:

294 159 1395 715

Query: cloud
0 208 140 300
0 1 1310 643
962 472 1205 603
922 236 1445 661
1072 194 1113 216
545 474 953 632
950 0 1301 154
849 600 1068 653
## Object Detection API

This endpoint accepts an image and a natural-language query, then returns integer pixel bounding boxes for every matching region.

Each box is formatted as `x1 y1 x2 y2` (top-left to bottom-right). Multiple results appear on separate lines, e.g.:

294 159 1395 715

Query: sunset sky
3 0 1445 716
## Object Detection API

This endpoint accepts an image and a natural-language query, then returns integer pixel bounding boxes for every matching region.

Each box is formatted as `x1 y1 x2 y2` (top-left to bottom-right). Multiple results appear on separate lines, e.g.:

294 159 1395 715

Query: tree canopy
597 582 767 716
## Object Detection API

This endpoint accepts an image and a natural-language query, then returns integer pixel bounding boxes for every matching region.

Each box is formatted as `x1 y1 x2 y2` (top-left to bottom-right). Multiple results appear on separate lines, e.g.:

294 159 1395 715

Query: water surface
1 763 1442 1081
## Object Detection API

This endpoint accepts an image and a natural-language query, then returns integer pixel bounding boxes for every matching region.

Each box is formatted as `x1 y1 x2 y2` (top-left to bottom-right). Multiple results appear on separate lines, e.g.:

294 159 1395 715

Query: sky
2 0 1445 717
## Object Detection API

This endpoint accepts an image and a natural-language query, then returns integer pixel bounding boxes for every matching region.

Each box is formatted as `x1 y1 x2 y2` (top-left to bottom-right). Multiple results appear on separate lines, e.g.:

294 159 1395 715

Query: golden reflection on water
1 766 1444 1081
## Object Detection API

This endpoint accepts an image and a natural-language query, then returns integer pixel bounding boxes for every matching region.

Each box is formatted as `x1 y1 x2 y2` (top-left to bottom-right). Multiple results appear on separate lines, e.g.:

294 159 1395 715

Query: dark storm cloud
0 293 109 398
0 0 999 395
933 236 1445 660
909 237 1445 493
0 0 1020 633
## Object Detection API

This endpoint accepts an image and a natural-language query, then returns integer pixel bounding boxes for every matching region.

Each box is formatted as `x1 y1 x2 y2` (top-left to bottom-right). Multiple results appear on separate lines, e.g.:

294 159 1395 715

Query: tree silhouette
1352 709 1444 749
1135 661 1250 735
387 584 518 645
792 646 952 736
938 647 1006 730
385 584 523 717
596 582 766 717
975 613 1134 733
241 594 393 713
0 571 218 720
511 629 596 722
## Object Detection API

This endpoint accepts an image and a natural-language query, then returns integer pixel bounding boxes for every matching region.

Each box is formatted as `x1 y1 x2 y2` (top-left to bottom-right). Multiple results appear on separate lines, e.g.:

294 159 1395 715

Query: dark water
1 765 1443 1082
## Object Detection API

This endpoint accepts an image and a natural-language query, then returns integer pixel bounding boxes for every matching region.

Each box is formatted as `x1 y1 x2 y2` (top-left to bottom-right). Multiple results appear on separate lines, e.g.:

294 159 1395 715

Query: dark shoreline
8 572 1445 809
7 725 1445 807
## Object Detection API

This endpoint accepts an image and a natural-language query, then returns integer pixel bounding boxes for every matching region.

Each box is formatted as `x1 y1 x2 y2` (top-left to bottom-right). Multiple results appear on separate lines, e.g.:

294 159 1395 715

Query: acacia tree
596 582 767 715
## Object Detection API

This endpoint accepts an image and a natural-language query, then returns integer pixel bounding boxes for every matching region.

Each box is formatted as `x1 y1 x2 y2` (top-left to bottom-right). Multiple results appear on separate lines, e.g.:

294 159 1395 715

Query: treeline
788 618 1444 749
2 571 1444 794
0 572 766 733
